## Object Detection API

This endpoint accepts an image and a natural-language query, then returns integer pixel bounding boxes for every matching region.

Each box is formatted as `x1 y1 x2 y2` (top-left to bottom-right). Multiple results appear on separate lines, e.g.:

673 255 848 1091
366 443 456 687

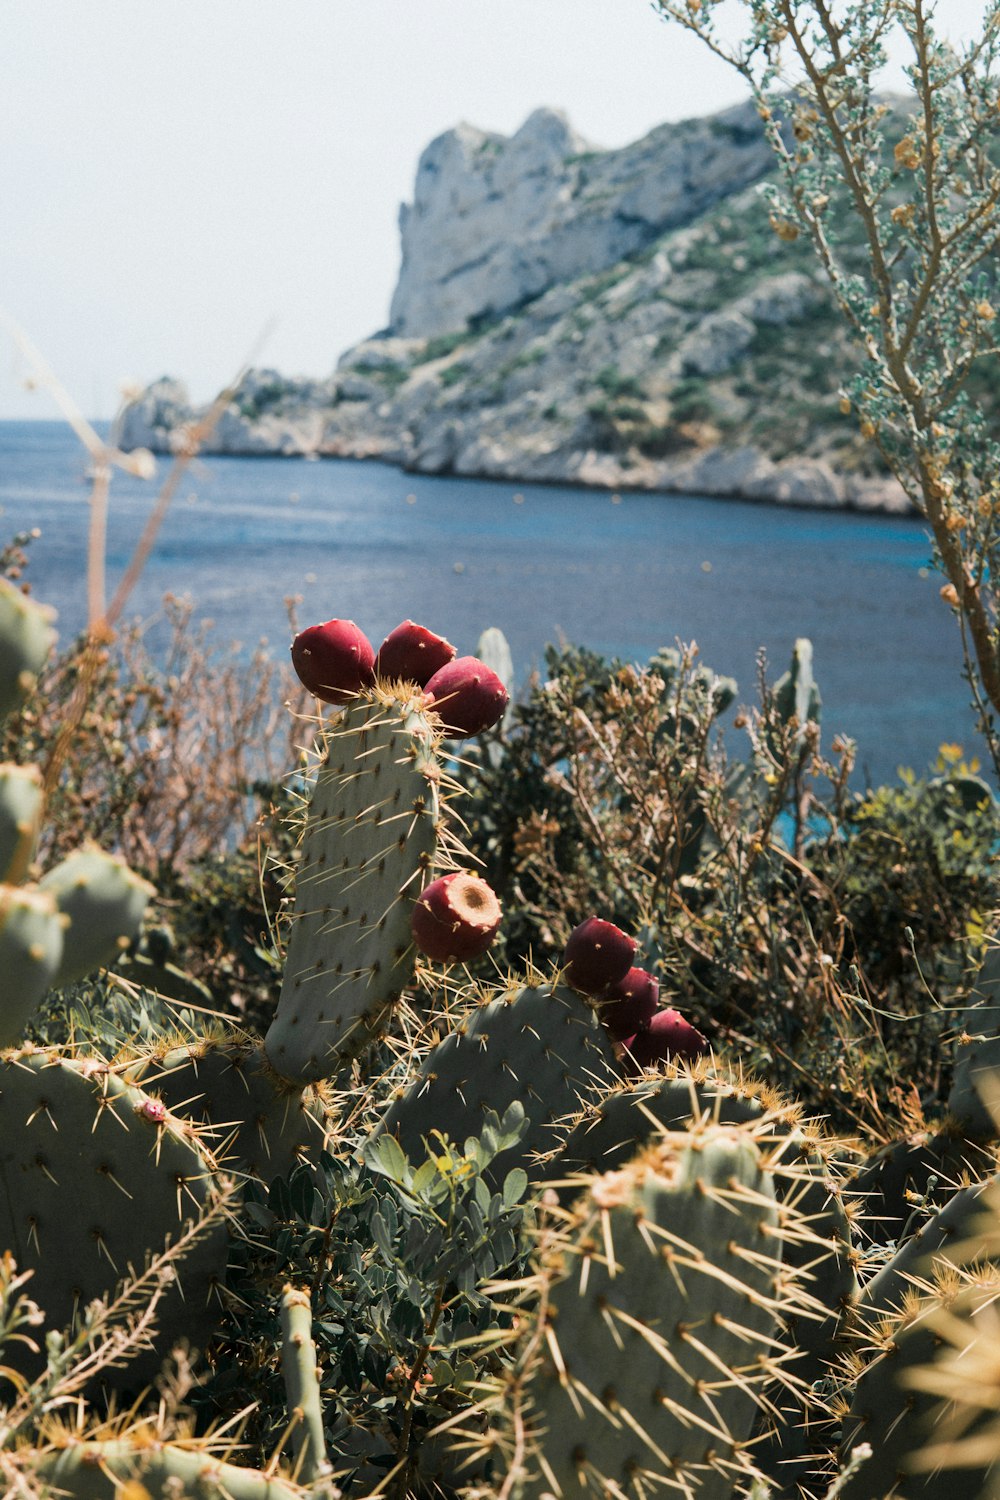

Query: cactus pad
505 1121 815 1500
0 885 66 1043
378 981 620 1179
0 579 56 725
0 762 43 885
264 688 441 1083
32 1438 304 1499
39 845 155 989
125 1036 332 1184
0 1050 230 1386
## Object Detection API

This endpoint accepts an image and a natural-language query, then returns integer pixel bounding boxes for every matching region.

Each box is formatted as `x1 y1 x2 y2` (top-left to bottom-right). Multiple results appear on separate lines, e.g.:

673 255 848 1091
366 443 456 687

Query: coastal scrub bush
656 0 1000 777
456 641 999 1137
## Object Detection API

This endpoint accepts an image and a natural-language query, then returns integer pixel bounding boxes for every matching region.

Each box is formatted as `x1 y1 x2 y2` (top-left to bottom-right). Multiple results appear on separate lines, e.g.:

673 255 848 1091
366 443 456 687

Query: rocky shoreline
120 100 916 519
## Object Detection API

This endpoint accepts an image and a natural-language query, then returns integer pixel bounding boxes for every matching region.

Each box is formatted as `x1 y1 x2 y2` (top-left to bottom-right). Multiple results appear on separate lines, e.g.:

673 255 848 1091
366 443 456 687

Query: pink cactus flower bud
136 1098 168 1124
374 621 456 687
599 966 659 1040
562 917 636 996
291 619 376 703
411 872 502 962
423 656 509 738
621 1009 710 1075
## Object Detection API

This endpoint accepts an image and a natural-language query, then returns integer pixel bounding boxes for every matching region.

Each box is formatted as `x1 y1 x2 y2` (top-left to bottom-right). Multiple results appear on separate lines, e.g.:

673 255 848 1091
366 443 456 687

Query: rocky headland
120 101 911 514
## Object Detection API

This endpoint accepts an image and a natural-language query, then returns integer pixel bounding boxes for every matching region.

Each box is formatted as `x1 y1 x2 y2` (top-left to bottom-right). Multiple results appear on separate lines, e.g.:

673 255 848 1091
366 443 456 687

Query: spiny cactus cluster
7 600 1000 1500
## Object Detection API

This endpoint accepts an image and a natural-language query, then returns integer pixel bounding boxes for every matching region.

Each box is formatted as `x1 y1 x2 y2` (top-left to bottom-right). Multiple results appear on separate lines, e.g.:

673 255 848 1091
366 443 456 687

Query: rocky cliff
120 101 911 512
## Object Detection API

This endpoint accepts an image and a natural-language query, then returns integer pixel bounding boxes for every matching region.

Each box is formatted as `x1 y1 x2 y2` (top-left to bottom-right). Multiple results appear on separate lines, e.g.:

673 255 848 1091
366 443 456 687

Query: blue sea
0 419 977 786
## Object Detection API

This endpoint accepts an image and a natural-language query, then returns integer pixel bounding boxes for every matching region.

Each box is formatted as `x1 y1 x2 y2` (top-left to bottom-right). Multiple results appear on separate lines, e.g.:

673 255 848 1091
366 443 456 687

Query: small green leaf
502 1168 528 1207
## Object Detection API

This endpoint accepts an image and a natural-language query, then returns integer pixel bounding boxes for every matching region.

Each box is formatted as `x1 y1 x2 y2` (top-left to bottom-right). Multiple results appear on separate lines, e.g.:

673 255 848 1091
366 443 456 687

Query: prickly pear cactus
0 762 43 884
377 980 621 1182
264 686 442 1083
0 1050 231 1387
0 886 67 1041
39 846 155 991
840 1270 1000 1500
29 1437 306 1499
125 1034 333 1183
0 578 56 725
500 1120 819 1500
950 941 1000 1139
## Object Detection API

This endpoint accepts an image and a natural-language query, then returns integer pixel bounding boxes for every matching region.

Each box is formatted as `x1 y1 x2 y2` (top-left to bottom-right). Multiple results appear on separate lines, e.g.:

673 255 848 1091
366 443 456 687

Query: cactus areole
374 620 456 687
411 872 502 961
290 619 376 703
562 916 636 996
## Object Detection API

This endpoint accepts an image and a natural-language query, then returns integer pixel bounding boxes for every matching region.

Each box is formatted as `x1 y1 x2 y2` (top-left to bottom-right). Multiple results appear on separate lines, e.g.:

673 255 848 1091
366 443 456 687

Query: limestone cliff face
119 101 912 513
388 102 776 338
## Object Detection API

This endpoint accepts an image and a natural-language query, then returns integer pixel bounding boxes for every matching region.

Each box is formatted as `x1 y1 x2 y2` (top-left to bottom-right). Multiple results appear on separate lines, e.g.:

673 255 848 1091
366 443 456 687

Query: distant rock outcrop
119 101 913 514
389 102 776 339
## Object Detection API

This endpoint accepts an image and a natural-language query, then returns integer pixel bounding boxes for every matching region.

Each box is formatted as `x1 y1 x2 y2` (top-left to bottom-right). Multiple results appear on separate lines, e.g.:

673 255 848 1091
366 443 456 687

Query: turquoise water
0 419 975 785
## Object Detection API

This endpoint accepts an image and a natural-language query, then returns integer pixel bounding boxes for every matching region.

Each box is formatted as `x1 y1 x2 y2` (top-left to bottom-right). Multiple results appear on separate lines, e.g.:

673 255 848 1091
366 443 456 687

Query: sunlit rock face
388 101 775 339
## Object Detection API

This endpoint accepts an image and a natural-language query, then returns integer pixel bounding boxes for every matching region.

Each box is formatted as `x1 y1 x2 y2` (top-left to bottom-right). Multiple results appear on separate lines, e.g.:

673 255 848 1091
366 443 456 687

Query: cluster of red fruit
562 916 710 1075
290 617 509 739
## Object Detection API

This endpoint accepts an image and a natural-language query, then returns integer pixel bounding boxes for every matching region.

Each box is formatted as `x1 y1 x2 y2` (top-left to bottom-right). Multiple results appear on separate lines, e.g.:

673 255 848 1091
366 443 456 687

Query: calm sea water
0 420 976 786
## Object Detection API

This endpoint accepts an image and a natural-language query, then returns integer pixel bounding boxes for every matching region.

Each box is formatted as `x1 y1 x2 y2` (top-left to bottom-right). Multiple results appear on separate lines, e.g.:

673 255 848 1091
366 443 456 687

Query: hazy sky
1 1 992 419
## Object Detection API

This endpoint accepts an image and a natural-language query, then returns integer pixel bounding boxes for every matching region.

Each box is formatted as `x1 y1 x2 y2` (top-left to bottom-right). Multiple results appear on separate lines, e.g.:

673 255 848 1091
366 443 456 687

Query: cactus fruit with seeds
374 620 456 687
378 980 620 1183
410 871 502 962
561 915 636 996
422 655 509 738
502 1119 823 1500
0 1049 231 1389
291 618 376 703
264 685 442 1083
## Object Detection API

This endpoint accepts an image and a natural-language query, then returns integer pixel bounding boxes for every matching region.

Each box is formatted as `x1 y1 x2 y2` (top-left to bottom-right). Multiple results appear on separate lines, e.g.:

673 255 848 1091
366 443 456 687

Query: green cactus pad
543 1057 857 1489
377 982 620 1180
39 846 155 989
32 1438 304 1499
840 1273 1000 1500
0 884 66 1044
264 688 442 1083
860 1173 1000 1320
507 1122 810 1500
949 942 1000 1139
125 1036 332 1184
0 762 43 885
0 1051 230 1388
0 578 56 726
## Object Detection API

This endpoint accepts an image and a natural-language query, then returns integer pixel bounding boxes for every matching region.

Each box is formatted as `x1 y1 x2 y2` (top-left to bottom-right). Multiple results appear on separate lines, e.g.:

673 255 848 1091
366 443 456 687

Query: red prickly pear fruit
374 620 457 687
411 872 502 962
621 1009 710 1075
562 917 636 996
423 656 509 738
599 966 659 1041
291 619 376 703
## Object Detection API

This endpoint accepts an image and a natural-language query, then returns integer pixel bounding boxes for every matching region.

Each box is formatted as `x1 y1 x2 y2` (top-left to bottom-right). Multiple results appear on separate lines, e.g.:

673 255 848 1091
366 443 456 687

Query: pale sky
1 1 992 419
